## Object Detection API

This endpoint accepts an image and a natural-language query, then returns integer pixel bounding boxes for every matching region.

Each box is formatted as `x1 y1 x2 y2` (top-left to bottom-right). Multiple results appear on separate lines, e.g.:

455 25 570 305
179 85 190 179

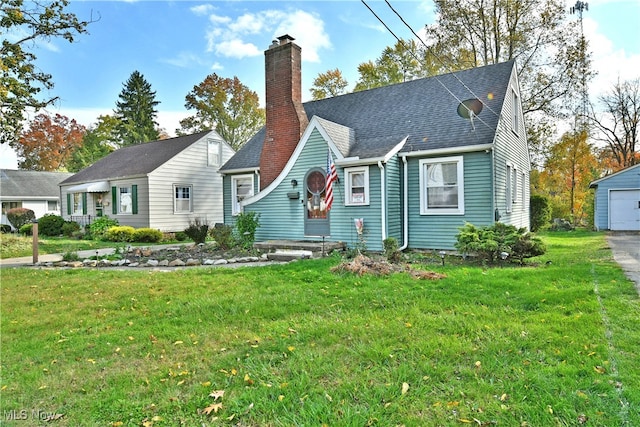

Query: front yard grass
1 231 638 426
0 234 165 259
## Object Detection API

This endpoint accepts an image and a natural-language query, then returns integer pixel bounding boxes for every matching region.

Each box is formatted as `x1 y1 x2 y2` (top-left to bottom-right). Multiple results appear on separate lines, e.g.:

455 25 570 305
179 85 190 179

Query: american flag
325 150 338 211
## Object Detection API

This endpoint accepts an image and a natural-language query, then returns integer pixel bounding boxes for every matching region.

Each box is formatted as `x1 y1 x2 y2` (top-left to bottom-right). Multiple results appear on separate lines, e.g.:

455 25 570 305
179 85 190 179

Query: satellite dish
457 98 483 119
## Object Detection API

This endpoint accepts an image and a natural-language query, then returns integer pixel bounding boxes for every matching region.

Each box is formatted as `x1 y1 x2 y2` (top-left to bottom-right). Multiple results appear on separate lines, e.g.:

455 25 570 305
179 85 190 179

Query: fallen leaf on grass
202 402 222 415
209 390 225 401
401 382 410 395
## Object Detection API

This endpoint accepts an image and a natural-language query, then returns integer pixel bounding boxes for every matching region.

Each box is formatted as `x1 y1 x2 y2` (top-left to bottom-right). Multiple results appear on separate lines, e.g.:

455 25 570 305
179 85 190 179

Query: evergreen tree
114 70 160 146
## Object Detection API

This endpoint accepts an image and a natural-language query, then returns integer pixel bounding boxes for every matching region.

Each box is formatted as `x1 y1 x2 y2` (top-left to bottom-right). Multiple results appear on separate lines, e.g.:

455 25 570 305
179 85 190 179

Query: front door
304 168 330 236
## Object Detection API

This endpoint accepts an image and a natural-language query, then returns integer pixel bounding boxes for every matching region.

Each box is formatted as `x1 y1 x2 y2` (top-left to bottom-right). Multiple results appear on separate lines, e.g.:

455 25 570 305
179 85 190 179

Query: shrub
0 224 12 233
210 223 234 250
132 228 163 243
511 232 546 265
455 222 546 264
235 211 260 250
105 225 135 242
383 237 402 263
61 221 81 237
174 231 188 241
6 208 35 230
36 214 65 236
19 223 33 236
184 218 210 244
530 195 552 231
89 216 119 240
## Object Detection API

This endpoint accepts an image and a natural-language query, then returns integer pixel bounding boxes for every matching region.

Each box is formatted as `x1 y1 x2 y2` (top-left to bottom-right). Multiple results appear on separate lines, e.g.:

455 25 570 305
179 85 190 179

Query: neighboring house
589 163 640 231
1 169 73 229
220 35 530 251
59 130 234 231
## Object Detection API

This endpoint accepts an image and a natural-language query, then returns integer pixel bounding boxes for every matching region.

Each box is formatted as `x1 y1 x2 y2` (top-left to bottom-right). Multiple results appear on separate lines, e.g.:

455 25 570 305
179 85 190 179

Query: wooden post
32 220 38 264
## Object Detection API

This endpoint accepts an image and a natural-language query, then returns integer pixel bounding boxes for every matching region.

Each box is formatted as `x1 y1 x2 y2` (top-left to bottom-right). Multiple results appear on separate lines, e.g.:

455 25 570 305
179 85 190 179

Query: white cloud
190 4 214 16
584 16 640 102
202 8 330 63
213 39 261 59
211 62 224 71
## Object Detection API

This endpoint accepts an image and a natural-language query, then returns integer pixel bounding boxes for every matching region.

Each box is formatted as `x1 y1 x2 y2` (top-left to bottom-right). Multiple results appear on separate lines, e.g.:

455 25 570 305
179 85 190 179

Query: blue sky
2 0 639 168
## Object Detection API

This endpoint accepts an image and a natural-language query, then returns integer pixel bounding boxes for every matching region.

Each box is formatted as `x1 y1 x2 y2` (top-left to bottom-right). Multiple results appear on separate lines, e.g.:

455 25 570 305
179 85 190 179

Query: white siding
148 133 234 231
493 68 531 230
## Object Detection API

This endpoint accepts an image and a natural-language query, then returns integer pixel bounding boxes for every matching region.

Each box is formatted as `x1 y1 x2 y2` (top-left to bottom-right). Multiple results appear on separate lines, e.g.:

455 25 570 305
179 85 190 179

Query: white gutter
219 167 260 176
399 155 409 250
378 161 387 242
399 143 494 158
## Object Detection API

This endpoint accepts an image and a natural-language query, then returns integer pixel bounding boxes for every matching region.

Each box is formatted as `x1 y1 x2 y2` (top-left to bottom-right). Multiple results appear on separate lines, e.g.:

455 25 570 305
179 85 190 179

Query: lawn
0 234 165 259
1 231 638 426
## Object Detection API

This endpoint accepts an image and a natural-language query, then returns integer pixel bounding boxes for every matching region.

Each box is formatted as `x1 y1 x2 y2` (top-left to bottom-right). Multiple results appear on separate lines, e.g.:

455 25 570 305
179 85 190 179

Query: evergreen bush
105 226 135 242
61 221 81 237
38 214 66 236
530 194 552 231
132 228 163 243
19 223 33 236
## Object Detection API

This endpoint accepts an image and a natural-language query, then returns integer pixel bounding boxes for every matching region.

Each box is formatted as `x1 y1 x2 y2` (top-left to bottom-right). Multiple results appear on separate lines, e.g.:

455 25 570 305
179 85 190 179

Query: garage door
610 189 640 231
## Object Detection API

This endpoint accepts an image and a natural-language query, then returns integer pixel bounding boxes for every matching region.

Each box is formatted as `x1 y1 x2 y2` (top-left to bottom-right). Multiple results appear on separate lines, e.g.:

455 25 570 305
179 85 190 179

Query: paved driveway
606 232 640 295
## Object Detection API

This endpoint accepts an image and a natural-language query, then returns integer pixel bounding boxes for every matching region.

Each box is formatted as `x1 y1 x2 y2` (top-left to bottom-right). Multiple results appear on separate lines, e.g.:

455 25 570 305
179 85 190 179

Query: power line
360 0 496 132
383 0 502 120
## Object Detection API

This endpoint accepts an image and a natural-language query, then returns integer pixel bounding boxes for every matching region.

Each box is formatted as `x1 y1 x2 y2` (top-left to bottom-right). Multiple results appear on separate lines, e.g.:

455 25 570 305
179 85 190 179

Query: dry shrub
331 254 445 280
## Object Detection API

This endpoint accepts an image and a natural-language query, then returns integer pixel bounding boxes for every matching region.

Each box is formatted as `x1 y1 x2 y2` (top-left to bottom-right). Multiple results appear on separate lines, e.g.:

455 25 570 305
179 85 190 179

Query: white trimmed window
506 163 518 213
231 175 254 215
73 193 83 215
174 185 193 213
512 88 520 135
521 171 526 207
419 156 465 215
345 166 369 206
119 187 132 214
208 138 222 167
47 200 58 211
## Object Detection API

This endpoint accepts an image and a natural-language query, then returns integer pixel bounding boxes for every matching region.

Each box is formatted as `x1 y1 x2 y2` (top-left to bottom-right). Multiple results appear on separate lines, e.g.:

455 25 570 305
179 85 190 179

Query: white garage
610 189 640 231
590 164 640 231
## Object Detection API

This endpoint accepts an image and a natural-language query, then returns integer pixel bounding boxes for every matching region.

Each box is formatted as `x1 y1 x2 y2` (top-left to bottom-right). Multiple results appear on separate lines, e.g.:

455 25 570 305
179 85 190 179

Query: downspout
399 155 409 250
378 161 387 242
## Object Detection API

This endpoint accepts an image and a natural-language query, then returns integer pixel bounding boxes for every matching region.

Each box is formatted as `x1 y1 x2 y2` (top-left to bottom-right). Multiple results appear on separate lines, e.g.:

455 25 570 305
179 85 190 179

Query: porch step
254 240 345 258
267 250 313 262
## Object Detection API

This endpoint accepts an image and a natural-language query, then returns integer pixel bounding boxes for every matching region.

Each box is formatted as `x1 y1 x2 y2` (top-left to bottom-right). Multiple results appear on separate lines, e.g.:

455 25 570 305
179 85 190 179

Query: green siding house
220 35 530 251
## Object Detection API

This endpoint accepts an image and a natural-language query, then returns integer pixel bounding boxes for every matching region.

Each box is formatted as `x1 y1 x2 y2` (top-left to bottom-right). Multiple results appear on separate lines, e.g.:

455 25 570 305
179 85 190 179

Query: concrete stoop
255 240 345 259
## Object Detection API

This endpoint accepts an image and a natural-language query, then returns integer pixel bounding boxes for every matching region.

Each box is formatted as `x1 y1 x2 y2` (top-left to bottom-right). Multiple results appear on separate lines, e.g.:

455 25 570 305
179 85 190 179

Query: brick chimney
259 34 308 190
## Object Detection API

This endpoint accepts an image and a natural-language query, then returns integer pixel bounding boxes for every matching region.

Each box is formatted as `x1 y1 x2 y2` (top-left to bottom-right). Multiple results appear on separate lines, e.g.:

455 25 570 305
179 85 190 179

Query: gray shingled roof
221 61 514 171
60 130 212 185
1 169 73 198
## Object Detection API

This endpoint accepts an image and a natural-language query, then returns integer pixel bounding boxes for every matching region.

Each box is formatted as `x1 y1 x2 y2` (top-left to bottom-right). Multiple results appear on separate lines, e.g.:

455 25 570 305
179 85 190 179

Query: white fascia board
335 136 409 167
399 143 494 158
242 116 344 207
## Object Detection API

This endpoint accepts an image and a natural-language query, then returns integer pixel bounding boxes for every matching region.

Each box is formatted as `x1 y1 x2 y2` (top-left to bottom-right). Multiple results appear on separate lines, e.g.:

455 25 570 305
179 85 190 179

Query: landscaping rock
169 259 185 267
69 261 83 268
158 260 169 267
213 259 228 265
129 262 139 268
186 258 201 266
146 259 159 267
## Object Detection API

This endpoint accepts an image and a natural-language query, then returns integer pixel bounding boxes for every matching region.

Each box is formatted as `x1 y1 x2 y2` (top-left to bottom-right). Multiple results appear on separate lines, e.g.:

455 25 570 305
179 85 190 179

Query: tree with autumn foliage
310 69 349 100
14 113 85 171
535 130 600 225
1 0 93 144
177 73 264 150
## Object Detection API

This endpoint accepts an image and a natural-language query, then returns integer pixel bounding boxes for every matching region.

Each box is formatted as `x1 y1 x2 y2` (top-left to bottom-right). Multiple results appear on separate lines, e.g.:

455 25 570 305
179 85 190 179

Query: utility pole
571 1 589 131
